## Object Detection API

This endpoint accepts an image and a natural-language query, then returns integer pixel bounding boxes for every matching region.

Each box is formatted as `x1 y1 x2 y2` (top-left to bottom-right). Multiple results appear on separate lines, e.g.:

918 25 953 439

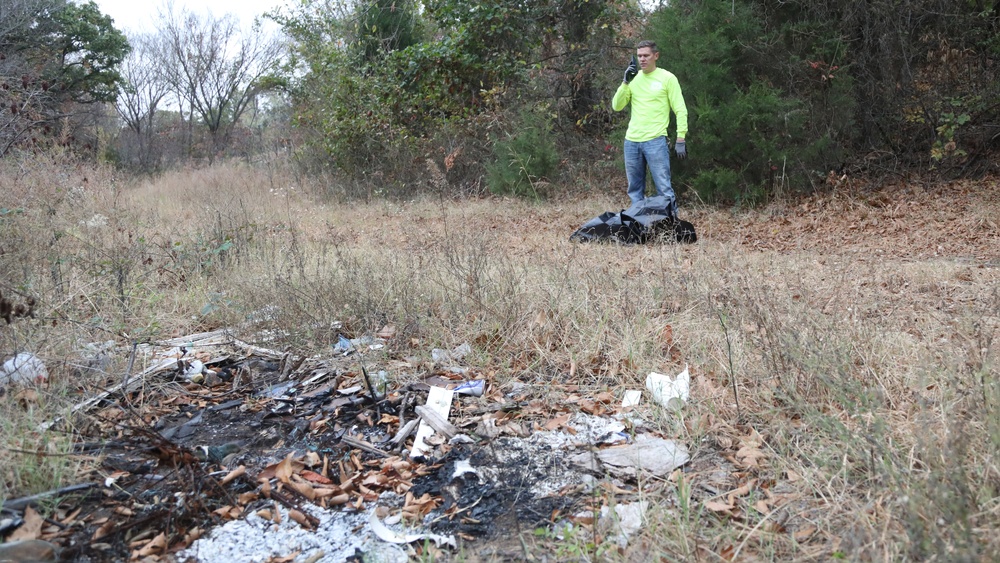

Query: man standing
612 40 688 215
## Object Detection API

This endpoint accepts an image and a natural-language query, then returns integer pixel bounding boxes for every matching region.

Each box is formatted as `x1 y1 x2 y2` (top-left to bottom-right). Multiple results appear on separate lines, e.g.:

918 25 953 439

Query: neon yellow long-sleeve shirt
612 68 688 142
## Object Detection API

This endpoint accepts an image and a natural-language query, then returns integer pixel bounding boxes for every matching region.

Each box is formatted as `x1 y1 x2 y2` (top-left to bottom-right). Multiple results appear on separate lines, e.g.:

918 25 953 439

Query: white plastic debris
431 342 472 364
645 364 689 408
183 360 205 381
621 389 642 408
1 353 48 386
75 341 114 376
531 413 628 449
599 501 649 548
332 335 353 355
80 213 108 228
452 459 477 479
369 511 456 548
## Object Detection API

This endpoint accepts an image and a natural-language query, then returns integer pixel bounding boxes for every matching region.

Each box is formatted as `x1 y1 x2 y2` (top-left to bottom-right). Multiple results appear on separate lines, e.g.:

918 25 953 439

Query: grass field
2 153 998 561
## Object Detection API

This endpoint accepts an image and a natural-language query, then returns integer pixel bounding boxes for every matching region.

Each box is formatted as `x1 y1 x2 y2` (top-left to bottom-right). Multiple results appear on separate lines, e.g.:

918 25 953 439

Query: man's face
636 47 658 72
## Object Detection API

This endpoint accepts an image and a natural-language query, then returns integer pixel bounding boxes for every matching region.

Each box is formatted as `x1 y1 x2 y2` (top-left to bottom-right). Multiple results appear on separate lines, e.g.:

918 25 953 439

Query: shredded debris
9 328 698 561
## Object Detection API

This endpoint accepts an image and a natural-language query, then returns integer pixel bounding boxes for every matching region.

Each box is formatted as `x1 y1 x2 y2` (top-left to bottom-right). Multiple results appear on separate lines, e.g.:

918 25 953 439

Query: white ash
178 504 407 563
526 413 628 449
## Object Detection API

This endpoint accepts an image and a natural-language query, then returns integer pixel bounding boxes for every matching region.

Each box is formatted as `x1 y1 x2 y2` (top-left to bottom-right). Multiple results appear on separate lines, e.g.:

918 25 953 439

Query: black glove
623 55 638 84
675 140 687 159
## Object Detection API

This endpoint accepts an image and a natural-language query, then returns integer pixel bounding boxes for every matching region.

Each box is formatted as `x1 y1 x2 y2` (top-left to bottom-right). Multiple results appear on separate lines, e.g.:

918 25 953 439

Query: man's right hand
623 55 638 84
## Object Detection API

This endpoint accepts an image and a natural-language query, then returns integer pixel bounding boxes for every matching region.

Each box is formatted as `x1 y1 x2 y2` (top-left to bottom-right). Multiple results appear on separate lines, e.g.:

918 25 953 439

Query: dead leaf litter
4 329 700 562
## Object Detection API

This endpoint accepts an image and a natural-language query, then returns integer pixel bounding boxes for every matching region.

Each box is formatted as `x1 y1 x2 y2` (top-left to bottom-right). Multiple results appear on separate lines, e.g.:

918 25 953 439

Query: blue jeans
624 137 675 214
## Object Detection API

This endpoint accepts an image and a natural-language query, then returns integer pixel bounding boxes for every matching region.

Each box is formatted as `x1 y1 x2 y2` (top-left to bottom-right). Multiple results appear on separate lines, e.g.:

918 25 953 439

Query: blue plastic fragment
332 334 354 355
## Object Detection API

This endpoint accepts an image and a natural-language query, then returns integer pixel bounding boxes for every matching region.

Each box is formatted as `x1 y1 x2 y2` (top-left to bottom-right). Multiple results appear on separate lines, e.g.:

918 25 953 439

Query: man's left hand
675 140 687 159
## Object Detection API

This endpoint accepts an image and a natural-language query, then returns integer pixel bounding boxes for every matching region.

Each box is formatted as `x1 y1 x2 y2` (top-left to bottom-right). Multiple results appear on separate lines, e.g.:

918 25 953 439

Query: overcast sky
94 0 284 33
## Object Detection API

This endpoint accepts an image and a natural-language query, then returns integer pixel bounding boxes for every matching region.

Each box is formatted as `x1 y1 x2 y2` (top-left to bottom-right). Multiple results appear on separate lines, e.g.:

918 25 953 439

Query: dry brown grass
1 153 998 560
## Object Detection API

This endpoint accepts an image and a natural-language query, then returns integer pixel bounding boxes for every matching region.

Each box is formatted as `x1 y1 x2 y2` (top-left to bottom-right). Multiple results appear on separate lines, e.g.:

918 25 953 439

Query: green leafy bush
486 110 560 198
272 0 624 193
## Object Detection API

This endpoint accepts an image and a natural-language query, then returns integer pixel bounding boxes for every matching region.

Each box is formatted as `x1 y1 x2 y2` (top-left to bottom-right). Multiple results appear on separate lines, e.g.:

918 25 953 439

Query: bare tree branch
157 6 282 159
115 32 170 170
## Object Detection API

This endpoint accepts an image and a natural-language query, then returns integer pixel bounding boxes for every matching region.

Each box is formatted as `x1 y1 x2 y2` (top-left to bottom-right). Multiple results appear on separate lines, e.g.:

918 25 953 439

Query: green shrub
645 0 852 202
689 167 742 205
486 110 560 198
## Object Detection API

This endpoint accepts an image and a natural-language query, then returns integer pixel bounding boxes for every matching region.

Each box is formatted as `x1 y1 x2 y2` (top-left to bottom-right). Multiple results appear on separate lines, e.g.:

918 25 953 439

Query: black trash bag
570 195 696 244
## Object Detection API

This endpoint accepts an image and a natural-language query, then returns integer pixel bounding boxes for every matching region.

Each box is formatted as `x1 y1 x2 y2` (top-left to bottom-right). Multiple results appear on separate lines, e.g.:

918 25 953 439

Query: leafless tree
115 32 170 170
158 7 282 160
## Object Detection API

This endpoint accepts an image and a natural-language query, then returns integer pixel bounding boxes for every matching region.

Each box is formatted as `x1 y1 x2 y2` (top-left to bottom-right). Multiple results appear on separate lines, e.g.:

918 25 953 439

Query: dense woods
2 0 998 200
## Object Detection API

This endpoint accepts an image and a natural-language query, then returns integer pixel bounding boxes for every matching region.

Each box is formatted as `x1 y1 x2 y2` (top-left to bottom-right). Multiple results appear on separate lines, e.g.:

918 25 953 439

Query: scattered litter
415 405 459 439
431 342 472 364
337 385 363 395
369 510 456 548
452 380 484 397
598 501 648 548
1 353 48 386
621 389 642 408
411 386 455 458
413 440 593 528
452 459 477 479
34 328 701 561
332 334 387 355
80 213 107 229
595 434 690 478
74 340 114 376
506 381 528 396
645 364 690 408
159 410 203 440
373 370 390 394
0 516 24 536
183 359 205 380
261 381 296 399
332 335 353 355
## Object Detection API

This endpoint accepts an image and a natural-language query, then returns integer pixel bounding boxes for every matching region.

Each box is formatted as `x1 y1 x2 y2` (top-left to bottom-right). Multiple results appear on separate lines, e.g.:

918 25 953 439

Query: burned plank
1 483 97 512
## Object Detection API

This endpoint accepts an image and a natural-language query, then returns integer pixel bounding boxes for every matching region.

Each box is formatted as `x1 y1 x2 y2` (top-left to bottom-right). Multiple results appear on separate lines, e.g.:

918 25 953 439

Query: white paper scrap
410 386 455 458
621 389 642 408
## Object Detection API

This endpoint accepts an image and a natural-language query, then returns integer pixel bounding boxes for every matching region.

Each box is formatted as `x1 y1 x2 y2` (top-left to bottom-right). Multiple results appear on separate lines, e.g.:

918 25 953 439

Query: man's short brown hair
636 40 658 53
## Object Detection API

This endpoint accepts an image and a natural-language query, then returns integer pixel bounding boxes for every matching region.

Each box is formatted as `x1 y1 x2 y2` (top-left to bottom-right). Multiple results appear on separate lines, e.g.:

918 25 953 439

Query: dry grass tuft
1 154 998 560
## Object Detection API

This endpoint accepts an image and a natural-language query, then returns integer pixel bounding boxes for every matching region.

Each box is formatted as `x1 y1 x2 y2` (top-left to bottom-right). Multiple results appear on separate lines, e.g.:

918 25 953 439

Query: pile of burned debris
1 329 691 562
